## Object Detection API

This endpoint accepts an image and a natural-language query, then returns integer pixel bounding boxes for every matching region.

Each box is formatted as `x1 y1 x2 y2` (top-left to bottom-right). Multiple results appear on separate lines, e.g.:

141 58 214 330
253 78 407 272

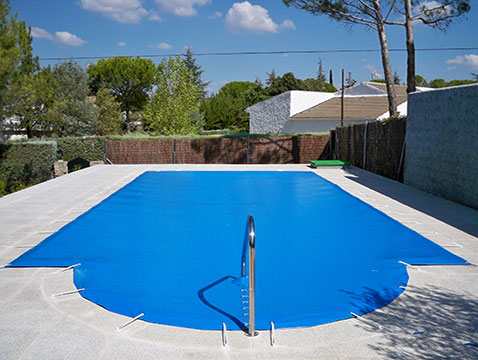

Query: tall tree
385 0 470 93
201 81 264 131
283 0 399 116
93 87 123 135
316 58 327 90
143 57 201 135
0 0 38 129
9 67 64 138
183 46 209 99
52 61 97 135
87 57 157 131
266 69 278 86
266 72 305 96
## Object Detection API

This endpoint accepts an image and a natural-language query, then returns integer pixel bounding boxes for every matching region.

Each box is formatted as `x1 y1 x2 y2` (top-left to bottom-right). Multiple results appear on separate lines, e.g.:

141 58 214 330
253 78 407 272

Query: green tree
52 61 97 135
183 46 209 99
415 74 428 87
472 73 478 81
201 81 264 131
143 57 201 135
384 0 470 93
266 72 305 96
303 78 337 92
283 0 399 116
393 70 401 85
9 67 65 138
316 58 327 90
1 0 38 128
87 57 157 131
266 69 278 86
93 87 123 135
428 78 448 88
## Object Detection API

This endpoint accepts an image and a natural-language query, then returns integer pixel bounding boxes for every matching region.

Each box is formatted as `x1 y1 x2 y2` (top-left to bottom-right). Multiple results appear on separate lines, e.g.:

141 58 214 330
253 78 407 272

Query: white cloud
54 31 87 47
415 1 451 14
280 19 296 30
80 0 148 24
148 10 163 22
31 27 53 40
155 0 210 17
446 54 478 70
225 2 279 34
118 41 127 47
446 65 456 71
151 42 173 50
209 11 222 19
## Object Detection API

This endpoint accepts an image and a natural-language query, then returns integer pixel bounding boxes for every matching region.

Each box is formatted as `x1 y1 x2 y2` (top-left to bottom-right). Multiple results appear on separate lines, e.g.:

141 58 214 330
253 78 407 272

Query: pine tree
183 46 209 99
316 58 327 91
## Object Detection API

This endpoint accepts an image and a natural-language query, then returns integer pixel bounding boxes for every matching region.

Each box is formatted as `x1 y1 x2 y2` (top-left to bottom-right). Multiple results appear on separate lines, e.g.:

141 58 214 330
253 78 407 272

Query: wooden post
341 69 345 127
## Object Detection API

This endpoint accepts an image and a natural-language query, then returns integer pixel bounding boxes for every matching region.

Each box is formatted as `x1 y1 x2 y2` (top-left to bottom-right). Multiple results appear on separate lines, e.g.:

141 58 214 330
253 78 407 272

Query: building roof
366 82 408 97
291 94 408 120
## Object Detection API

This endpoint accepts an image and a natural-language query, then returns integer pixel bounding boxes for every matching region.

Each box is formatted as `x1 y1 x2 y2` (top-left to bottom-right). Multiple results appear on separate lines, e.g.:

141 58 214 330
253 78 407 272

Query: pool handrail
247 214 257 337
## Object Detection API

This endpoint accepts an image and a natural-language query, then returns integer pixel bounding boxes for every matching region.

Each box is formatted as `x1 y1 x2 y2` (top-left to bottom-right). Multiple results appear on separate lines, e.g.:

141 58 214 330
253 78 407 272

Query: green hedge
56 137 105 162
0 141 57 195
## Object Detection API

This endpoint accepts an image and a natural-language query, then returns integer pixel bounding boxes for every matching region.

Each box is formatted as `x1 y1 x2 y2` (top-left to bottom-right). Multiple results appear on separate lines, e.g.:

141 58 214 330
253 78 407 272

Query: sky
11 0 478 94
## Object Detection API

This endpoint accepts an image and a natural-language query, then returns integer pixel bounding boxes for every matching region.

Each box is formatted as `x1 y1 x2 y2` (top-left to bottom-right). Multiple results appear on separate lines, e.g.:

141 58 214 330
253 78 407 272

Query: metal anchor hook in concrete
115 313 145 332
350 312 381 329
270 321 276 346
398 260 420 270
58 263 82 273
222 323 227 347
52 288 85 298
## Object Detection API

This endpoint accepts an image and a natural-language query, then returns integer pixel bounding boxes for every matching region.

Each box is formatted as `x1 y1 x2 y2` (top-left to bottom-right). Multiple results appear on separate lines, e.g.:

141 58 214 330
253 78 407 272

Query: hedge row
0 141 57 195
0 137 106 196
56 137 105 162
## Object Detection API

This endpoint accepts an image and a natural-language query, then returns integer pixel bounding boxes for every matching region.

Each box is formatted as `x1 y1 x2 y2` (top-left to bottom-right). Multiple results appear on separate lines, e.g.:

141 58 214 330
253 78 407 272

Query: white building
246 82 429 134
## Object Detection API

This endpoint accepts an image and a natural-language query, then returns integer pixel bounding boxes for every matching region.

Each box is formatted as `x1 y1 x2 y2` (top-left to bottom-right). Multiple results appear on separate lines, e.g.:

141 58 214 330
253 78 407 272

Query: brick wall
106 134 330 164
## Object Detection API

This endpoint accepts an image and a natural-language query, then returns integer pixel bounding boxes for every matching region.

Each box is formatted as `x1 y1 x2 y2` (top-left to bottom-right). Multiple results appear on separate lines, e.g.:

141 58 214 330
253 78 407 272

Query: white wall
377 101 408 120
289 91 334 117
247 91 291 134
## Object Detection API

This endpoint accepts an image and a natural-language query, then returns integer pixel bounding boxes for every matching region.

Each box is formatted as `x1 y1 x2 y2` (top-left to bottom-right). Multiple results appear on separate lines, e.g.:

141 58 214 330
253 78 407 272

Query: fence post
363 122 368 170
173 139 177 164
246 135 250 164
103 139 107 164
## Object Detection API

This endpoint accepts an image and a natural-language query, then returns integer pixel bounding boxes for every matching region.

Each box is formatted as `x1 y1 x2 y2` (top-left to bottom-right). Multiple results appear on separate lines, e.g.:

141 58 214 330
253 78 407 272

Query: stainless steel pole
247 215 257 337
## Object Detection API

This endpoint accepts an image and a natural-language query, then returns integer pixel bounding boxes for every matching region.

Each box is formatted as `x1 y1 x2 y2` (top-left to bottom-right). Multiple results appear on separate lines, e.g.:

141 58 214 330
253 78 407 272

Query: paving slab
0 164 477 359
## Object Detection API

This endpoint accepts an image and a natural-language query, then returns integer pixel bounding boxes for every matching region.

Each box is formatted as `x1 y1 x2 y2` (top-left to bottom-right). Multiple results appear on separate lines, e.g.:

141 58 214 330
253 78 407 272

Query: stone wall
106 134 330 164
404 84 478 209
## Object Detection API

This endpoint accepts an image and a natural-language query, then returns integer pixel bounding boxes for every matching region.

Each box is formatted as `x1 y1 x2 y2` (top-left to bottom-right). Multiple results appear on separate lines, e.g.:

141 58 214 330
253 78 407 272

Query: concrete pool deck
0 164 477 359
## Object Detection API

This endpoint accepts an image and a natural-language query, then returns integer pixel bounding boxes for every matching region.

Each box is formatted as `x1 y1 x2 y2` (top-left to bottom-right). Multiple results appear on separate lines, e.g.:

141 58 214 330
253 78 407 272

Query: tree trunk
372 0 398 117
405 0 416 93
26 124 32 138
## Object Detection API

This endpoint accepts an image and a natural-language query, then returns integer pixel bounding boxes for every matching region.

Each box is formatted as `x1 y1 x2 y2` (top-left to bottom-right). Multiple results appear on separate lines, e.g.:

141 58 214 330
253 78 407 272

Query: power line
38 47 478 61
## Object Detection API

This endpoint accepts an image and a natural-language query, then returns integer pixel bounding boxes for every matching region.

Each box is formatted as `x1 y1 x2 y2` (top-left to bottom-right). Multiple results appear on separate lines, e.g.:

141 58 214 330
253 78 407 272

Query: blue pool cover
9 171 468 330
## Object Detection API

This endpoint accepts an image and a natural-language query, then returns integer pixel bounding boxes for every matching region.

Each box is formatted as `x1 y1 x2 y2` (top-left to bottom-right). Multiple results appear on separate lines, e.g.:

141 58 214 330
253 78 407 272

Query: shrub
56 137 104 162
0 141 57 194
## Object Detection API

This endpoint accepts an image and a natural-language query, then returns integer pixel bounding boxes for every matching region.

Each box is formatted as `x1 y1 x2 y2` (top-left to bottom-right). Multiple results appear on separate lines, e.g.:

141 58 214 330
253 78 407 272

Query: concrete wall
404 84 478 209
247 91 290 134
247 91 333 134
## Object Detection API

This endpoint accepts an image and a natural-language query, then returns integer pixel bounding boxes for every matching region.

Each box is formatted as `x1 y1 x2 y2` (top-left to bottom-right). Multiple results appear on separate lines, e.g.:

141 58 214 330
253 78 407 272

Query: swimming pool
9 171 467 330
